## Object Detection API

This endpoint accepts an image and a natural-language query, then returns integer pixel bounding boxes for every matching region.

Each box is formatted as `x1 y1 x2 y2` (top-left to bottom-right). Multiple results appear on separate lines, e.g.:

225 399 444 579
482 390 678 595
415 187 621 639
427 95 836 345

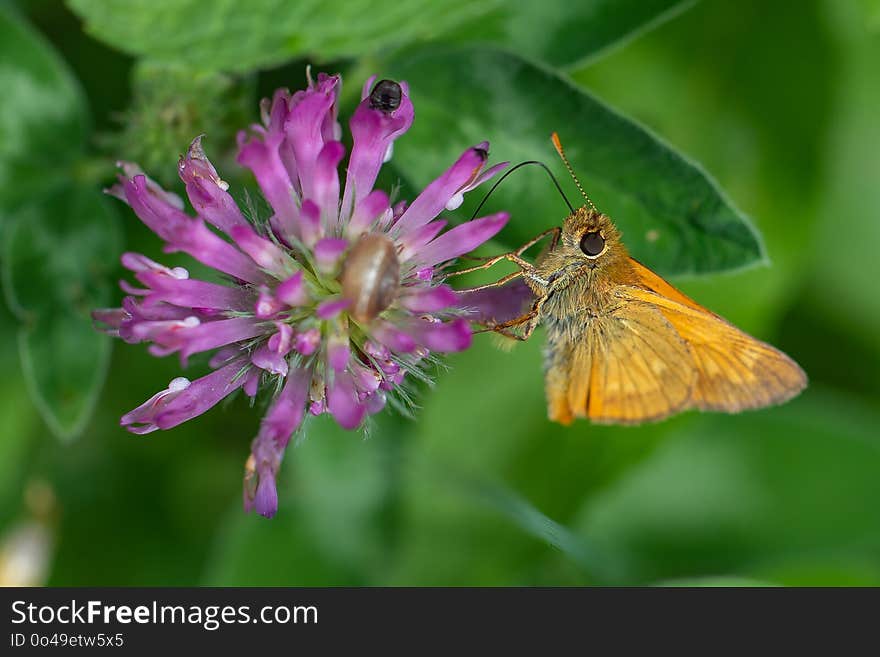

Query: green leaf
456 0 698 68
388 46 764 275
66 0 499 73
457 474 624 583
573 391 880 584
2 189 120 440
0 6 88 213
807 2 880 349
0 7 112 441
202 414 397 585
862 0 880 30
387 338 675 584
0 316 38 522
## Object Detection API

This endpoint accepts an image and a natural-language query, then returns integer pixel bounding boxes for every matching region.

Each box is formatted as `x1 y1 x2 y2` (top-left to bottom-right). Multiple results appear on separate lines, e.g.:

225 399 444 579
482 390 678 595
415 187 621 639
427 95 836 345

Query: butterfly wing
621 258 807 412
544 299 696 425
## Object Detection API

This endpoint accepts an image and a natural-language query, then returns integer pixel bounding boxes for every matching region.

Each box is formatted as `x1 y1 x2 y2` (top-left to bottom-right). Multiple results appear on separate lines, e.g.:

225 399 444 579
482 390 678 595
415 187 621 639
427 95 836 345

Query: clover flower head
94 72 509 517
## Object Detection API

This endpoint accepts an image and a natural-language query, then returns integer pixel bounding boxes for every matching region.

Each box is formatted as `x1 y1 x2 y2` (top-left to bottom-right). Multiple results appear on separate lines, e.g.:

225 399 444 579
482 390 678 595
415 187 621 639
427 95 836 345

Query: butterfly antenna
470 160 573 220
551 132 596 212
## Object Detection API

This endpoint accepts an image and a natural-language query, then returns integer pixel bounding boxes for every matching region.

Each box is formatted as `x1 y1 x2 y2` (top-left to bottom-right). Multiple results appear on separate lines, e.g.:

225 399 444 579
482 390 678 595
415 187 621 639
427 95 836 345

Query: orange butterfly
455 133 806 425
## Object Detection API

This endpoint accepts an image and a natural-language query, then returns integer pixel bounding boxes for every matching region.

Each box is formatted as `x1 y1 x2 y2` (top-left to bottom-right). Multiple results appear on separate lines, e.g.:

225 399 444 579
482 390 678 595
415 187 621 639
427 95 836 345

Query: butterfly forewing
619 281 807 412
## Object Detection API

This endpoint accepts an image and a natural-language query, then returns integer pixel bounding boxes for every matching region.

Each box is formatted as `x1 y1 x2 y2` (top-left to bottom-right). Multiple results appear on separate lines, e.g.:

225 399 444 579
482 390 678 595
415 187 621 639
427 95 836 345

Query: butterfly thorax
530 208 640 339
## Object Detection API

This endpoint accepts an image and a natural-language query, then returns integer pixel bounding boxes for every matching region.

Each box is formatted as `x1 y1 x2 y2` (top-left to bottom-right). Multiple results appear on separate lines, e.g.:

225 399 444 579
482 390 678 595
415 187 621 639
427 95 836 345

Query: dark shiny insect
369 79 402 112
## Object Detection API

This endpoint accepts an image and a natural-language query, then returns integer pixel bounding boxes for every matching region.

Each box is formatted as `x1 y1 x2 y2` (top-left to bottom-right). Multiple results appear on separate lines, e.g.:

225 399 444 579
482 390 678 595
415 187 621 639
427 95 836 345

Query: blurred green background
1 0 878 586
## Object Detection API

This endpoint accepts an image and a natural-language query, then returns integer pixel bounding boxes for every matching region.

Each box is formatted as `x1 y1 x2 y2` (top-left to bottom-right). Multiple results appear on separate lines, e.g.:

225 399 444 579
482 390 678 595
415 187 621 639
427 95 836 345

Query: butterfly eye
369 79 402 112
579 231 605 257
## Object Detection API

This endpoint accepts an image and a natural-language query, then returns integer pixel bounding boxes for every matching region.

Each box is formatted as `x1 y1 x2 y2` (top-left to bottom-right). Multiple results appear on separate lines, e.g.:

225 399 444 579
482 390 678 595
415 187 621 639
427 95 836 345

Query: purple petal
327 373 366 430
153 359 249 430
360 75 377 101
413 212 509 268
122 174 189 241
119 279 150 296
123 296 192 322
120 376 191 434
364 390 387 415
182 317 266 361
313 237 348 274
251 344 289 376
121 252 188 278
265 89 302 199
136 316 265 362
316 297 350 320
393 146 488 236
276 271 309 307
164 222 269 285
380 368 405 390
351 362 381 393
267 323 294 354
340 83 414 218
111 162 184 209
255 287 284 319
135 271 253 312
399 284 458 312
285 74 340 196
294 327 321 355
209 345 242 368
263 365 311 445
128 315 200 344
456 278 536 325
397 220 446 262
262 88 290 135
92 308 128 335
372 321 417 353
299 199 323 247
254 474 279 518
229 225 292 278
308 140 345 231
378 358 399 375
316 72 343 142
446 161 509 211
243 369 261 397
327 331 350 372
140 198 268 284
237 131 300 242
347 189 390 237
178 136 248 235
406 317 472 352
246 365 312 517
364 340 390 361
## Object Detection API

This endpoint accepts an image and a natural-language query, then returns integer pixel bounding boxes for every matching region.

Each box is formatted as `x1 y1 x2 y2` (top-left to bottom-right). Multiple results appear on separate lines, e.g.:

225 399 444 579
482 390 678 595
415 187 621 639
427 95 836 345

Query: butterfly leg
458 270 523 293
541 227 562 253
444 227 561 280
443 252 514 278
479 295 546 341
513 227 561 257
480 316 539 341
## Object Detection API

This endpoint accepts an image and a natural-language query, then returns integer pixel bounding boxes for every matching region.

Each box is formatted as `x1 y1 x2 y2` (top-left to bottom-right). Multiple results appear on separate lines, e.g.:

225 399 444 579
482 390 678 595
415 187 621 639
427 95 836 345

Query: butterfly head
559 206 624 266
535 206 628 289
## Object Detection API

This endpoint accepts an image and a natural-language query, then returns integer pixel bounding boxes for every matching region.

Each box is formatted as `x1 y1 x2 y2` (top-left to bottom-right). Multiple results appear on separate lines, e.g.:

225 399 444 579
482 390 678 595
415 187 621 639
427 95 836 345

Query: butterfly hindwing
622 258 807 412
